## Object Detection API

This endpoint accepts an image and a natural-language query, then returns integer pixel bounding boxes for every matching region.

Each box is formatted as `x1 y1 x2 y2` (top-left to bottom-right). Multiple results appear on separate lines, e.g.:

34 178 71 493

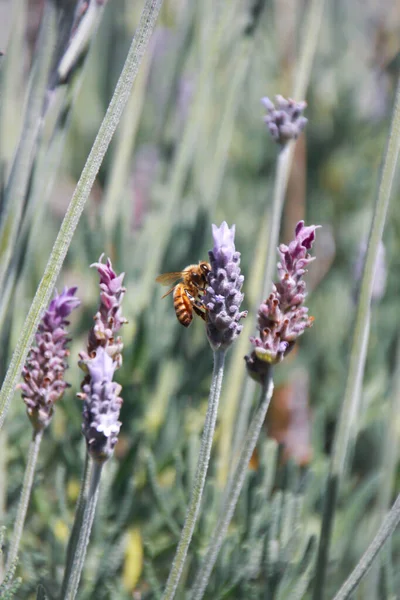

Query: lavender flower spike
262 95 307 146
204 222 247 350
81 347 123 462
246 221 319 382
79 256 126 462
19 287 80 431
85 255 127 368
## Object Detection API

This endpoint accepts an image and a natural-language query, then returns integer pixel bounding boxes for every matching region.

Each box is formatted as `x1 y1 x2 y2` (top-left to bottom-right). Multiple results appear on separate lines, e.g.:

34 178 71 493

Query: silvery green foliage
195 442 316 598
204 222 247 350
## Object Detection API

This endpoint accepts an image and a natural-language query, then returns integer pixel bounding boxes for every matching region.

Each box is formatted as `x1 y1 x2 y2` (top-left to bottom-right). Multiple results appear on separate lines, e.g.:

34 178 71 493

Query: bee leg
192 297 208 322
185 290 207 321
192 304 207 321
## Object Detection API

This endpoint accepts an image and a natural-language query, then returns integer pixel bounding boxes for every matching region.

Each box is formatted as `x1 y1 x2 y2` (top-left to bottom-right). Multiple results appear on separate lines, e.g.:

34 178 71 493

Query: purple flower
80 348 123 462
85 255 127 368
262 95 307 146
246 221 318 382
19 287 80 431
204 222 247 351
79 256 126 462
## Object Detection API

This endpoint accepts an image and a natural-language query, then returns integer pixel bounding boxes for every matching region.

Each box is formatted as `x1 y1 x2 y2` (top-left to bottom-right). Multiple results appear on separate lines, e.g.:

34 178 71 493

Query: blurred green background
1 0 400 598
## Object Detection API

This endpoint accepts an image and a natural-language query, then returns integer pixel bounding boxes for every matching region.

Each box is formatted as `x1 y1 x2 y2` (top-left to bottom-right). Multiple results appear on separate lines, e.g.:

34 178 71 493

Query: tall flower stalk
218 96 309 485
218 0 326 486
313 77 400 600
5 288 80 573
162 222 246 600
191 374 274 600
191 221 319 598
61 257 126 600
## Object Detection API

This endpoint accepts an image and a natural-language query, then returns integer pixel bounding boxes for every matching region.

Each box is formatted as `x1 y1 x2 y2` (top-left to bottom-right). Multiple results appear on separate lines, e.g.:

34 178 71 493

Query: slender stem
227 142 292 477
332 494 400 600
313 76 400 600
0 431 6 581
292 0 326 100
365 332 400 598
162 349 226 600
261 144 292 300
217 0 326 486
0 0 164 431
217 146 291 486
60 454 92 597
5 429 43 571
62 459 103 600
191 373 274 600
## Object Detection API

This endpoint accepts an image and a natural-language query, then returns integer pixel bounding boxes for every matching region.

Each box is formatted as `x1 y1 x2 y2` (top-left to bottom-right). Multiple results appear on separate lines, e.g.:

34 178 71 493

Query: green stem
217 0 326 486
293 0 326 100
332 494 400 600
162 349 226 600
313 76 400 600
0 0 164 431
261 144 292 300
60 453 92 597
5 429 43 572
0 1 56 291
365 333 400 598
191 373 274 600
62 459 103 600
227 138 291 477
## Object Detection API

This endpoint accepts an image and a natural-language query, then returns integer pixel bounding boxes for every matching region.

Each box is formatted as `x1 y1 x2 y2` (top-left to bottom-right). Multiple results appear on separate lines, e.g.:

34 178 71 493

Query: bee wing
160 285 177 299
156 271 185 299
155 271 184 285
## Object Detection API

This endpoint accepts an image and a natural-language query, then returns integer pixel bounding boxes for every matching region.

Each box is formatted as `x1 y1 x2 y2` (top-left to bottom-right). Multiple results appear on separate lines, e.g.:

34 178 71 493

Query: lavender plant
5 288 80 575
162 222 246 600
218 95 309 486
2 1 400 598
191 220 318 599
61 257 126 599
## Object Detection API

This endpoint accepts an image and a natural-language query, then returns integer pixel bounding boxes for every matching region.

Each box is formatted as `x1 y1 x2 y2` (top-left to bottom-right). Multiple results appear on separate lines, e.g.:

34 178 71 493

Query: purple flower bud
19 287 80 431
80 347 123 463
262 95 307 146
204 222 247 350
246 222 318 382
85 255 127 368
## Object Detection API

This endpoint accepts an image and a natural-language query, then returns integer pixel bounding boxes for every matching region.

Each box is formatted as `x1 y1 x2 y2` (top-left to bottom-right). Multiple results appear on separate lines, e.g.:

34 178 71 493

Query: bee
156 261 211 327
